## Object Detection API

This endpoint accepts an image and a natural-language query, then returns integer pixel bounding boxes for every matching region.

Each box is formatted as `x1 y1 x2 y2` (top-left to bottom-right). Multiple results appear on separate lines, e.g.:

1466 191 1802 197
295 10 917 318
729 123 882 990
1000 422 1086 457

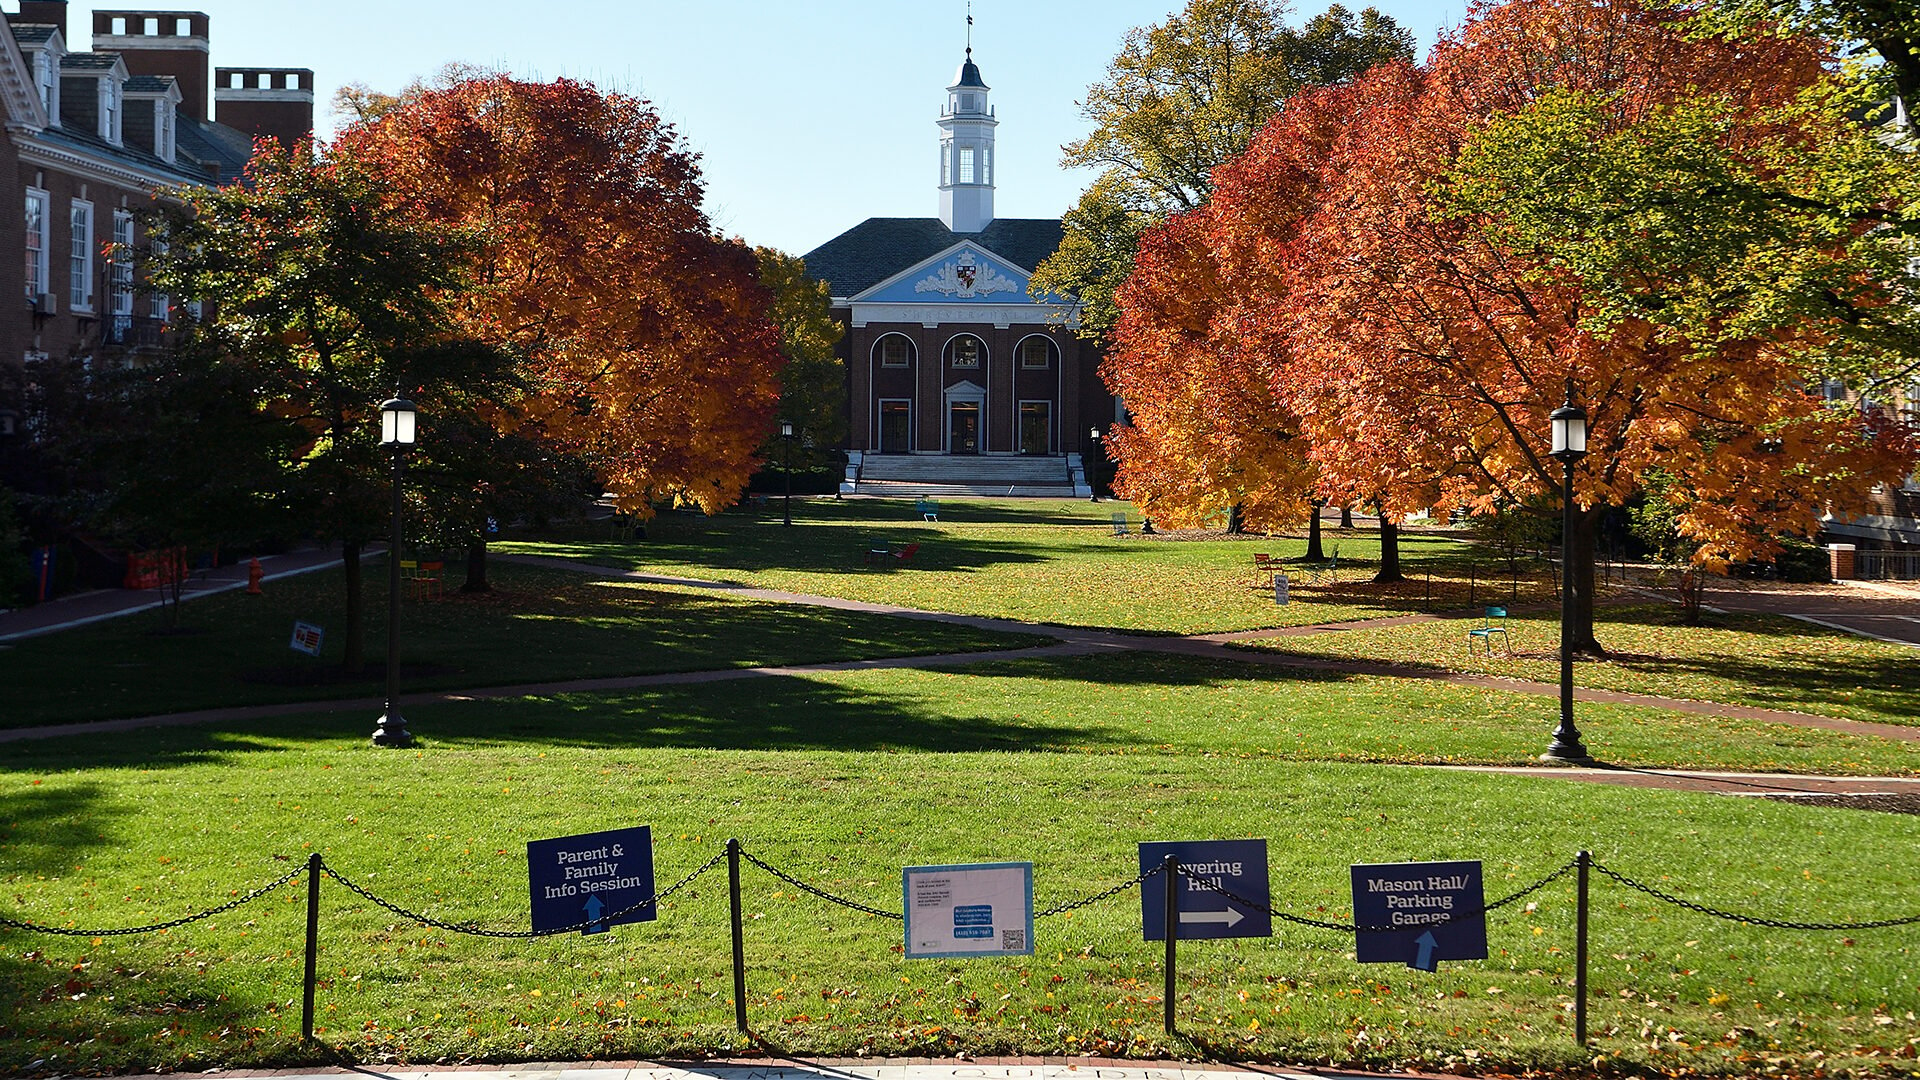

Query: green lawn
1239 604 1920 729
0 560 1042 729
497 500 1555 636
4 706 1916 1077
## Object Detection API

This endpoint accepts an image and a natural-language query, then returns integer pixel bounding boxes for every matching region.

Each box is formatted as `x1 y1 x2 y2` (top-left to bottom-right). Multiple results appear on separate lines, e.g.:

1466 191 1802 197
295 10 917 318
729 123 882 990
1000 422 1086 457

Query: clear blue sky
50 1 1463 255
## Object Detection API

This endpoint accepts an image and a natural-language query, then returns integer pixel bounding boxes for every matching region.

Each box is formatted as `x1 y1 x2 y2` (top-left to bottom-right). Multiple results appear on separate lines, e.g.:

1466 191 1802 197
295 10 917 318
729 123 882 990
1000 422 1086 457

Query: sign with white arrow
1350 859 1486 970
1139 839 1271 941
527 826 656 936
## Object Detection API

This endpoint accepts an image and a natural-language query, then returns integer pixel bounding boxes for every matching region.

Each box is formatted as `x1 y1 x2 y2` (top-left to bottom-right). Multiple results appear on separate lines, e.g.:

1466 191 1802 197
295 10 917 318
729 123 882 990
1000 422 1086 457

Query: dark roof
803 217 1064 298
11 23 59 45
124 74 178 94
953 53 987 89
61 52 122 71
175 113 256 183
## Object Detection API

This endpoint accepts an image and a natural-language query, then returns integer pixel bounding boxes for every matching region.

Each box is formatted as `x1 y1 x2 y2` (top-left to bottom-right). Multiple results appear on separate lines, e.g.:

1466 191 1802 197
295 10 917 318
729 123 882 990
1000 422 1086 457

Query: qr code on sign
1001 928 1025 951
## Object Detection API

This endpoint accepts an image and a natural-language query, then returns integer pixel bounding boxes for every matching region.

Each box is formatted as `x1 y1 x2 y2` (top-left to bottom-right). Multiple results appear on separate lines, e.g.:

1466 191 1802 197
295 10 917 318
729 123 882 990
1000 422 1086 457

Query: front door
1020 401 1051 455
880 401 911 453
948 402 980 454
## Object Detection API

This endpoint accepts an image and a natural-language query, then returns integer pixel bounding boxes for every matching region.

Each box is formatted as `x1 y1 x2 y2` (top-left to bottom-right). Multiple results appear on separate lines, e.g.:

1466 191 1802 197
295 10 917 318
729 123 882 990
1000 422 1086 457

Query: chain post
301 852 322 1043
1163 854 1178 1037
1575 850 1590 1047
728 838 748 1036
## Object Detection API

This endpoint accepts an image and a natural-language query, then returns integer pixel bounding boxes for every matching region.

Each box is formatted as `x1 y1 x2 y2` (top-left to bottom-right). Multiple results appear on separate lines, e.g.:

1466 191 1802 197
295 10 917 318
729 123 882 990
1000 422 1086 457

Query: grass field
8 500 1919 1077
0 561 1042 729
497 500 1560 636
1242 604 1920 728
4 704 1918 1077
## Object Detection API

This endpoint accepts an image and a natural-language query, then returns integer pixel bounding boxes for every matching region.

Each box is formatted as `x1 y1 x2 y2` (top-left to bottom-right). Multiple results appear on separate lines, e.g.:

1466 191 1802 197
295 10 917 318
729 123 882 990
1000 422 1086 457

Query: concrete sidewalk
96 1059 1438 1080
0 545 353 643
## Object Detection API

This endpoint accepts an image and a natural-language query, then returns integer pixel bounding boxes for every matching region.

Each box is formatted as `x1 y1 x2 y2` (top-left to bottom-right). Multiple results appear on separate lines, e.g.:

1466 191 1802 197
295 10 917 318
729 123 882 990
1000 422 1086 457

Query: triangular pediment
853 240 1048 304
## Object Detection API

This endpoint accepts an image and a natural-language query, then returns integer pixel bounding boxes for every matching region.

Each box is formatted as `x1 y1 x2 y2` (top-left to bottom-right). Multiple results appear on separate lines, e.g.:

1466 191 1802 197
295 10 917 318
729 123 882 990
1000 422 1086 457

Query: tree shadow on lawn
0 783 124 878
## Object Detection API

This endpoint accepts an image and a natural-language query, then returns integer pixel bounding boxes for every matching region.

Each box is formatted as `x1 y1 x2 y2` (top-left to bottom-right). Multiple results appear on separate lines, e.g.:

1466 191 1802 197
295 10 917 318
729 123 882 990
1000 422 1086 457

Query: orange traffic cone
246 557 264 595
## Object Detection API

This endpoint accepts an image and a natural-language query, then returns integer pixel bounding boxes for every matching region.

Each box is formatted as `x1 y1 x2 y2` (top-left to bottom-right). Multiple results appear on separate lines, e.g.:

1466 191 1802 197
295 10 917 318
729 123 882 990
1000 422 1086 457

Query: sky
44 1 1466 255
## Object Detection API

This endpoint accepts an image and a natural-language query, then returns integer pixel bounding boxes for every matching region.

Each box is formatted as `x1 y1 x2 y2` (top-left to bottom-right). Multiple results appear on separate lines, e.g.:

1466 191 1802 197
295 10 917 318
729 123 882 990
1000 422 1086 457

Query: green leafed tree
1679 0 1919 135
1031 0 1415 340
146 142 515 671
754 248 846 472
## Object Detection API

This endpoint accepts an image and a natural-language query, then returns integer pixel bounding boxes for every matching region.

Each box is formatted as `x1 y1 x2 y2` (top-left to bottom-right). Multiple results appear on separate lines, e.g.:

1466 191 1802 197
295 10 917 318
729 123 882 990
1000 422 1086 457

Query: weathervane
966 1 973 59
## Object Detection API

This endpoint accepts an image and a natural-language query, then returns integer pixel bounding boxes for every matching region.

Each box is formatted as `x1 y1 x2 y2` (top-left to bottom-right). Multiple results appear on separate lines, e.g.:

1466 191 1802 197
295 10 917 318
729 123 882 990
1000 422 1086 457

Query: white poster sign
902 862 1034 959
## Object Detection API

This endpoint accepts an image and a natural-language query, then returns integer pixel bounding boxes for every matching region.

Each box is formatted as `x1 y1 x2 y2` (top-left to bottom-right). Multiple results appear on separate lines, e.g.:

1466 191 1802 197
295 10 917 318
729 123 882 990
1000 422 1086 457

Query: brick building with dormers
804 47 1116 493
0 0 312 412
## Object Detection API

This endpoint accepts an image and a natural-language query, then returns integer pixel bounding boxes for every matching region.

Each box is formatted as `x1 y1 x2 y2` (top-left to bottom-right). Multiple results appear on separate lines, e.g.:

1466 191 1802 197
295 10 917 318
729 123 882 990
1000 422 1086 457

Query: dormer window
34 52 58 121
156 101 175 161
99 78 121 144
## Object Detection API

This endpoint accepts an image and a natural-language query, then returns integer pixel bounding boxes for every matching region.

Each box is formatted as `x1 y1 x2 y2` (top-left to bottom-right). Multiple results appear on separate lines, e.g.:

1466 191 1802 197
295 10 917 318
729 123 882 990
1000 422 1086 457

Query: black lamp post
1544 380 1591 763
779 419 795 527
372 396 417 749
1088 426 1102 503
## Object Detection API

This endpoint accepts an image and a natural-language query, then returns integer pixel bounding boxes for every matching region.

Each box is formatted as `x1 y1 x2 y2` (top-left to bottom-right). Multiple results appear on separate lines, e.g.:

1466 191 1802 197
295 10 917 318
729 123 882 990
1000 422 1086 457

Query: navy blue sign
1139 839 1271 940
1351 860 1486 970
527 826 655 935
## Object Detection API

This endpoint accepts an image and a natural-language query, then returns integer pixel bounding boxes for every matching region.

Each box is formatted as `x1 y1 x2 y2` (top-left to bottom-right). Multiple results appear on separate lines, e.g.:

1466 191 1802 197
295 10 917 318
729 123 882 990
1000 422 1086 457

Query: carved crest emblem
914 251 1017 299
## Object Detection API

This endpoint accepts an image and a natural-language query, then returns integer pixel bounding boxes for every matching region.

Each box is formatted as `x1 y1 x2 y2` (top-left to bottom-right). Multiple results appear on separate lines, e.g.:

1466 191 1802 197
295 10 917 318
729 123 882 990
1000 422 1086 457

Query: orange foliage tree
1109 0 1920 648
337 73 784 522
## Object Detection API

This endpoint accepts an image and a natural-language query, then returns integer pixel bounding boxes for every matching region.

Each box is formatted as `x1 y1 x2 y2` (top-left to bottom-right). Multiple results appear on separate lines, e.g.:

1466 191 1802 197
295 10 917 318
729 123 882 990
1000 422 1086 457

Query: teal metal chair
1467 606 1510 655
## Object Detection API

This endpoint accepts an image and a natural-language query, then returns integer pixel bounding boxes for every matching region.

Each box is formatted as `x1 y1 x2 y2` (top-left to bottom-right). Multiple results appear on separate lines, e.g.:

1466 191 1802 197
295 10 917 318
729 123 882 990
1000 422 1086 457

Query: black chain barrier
321 849 727 938
0 863 305 938
1177 857 1581 935
1591 859 1920 932
1038 861 1162 918
736 845 903 920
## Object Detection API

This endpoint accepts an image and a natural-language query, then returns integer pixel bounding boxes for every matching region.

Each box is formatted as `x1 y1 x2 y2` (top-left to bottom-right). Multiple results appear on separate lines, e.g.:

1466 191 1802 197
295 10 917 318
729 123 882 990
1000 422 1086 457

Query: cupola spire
938 6 997 233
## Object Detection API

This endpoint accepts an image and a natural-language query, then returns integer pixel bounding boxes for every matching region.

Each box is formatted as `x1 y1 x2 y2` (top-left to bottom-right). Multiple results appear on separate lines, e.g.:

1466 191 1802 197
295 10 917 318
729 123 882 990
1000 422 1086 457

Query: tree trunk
462 535 491 593
1373 518 1404 583
1227 502 1245 535
1304 500 1325 561
1566 507 1607 657
342 540 364 673
1340 505 1353 529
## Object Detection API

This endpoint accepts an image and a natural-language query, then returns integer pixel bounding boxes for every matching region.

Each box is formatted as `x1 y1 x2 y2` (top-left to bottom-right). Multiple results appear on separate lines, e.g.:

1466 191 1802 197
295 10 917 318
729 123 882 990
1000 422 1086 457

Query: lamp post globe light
372 396 417 749
779 419 795 527
1544 379 1591 763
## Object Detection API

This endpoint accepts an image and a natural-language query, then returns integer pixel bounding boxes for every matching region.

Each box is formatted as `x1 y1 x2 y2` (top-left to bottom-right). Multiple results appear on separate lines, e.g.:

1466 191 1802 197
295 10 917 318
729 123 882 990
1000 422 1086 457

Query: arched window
947 334 984 369
874 333 915 368
1017 335 1056 369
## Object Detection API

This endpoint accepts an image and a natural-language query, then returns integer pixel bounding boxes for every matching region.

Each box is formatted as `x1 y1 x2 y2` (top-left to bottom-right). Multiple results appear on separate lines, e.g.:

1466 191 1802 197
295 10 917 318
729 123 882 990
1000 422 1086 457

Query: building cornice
849 299 1078 330
0 22 49 127
16 134 202 192
215 88 314 105
91 34 209 53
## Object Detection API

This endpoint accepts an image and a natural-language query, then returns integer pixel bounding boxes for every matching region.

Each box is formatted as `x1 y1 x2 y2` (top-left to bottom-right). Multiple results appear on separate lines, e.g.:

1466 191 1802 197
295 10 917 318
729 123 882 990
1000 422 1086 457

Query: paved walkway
7 553 1918 799
93 1061 1435 1080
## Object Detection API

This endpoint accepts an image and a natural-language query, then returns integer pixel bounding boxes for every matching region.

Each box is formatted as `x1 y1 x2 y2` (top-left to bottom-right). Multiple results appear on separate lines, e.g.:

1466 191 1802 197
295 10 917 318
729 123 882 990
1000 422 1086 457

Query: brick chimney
12 2 68 36
215 67 314 149
92 10 210 121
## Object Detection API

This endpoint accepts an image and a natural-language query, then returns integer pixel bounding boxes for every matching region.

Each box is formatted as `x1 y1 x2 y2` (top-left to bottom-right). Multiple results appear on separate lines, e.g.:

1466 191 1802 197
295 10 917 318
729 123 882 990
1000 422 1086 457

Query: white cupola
937 46 997 234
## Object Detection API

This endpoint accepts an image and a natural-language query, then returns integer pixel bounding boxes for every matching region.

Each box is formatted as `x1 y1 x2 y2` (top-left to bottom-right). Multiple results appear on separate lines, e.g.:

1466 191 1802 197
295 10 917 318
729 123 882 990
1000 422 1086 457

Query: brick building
803 47 1116 492
0 1 312 383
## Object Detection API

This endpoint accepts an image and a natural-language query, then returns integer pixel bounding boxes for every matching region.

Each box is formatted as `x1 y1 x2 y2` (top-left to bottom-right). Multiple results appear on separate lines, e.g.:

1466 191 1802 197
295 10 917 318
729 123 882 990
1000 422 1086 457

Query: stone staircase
846 452 1089 497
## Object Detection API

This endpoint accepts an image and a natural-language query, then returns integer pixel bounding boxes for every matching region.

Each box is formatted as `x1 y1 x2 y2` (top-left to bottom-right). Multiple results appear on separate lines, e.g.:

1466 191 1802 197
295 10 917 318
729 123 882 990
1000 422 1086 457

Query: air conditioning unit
29 293 54 314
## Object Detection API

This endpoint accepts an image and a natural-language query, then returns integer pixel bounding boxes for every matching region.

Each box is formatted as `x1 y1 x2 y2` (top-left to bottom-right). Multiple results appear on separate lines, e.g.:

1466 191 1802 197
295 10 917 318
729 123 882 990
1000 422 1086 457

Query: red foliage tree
338 73 785 520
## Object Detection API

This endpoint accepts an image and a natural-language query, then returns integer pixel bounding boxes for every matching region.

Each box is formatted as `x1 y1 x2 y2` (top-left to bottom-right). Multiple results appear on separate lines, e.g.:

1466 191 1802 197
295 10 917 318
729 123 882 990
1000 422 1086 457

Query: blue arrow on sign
583 894 608 935
1411 930 1438 972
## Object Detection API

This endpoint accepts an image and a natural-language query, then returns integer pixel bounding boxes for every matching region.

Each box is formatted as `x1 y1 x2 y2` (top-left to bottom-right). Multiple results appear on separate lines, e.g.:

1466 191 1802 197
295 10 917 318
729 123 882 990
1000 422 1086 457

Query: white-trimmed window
155 99 175 161
69 200 94 312
99 78 122 144
950 334 982 368
24 189 49 305
941 143 951 186
878 334 912 368
983 146 992 185
959 146 976 184
148 239 169 320
1019 336 1053 369
33 51 57 121
110 209 135 333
